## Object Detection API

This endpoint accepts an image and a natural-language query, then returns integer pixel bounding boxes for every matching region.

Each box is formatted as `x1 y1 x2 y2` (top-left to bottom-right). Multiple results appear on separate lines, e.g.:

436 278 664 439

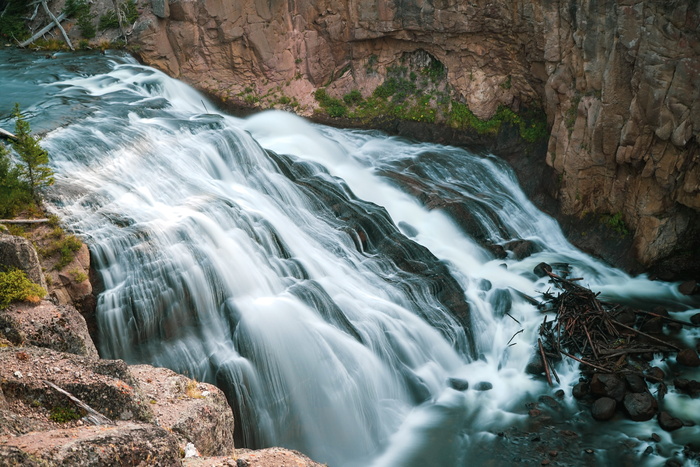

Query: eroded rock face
130 365 236 456
0 301 98 359
123 0 699 277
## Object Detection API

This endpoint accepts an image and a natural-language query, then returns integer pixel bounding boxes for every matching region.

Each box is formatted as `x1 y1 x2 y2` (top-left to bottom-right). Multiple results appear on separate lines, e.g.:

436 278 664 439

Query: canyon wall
56 0 700 276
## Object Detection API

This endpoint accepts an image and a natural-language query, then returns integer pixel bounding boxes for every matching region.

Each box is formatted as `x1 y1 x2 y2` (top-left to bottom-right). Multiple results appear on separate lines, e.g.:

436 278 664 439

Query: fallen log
0 127 17 141
0 219 50 224
18 11 68 48
44 380 114 426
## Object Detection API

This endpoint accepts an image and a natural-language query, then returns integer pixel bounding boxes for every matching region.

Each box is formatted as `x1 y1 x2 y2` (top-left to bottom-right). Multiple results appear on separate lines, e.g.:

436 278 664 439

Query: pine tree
10 103 54 204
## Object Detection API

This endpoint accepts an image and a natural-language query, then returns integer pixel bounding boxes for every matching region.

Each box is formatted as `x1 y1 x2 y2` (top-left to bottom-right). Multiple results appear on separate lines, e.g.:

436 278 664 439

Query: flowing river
1 50 698 466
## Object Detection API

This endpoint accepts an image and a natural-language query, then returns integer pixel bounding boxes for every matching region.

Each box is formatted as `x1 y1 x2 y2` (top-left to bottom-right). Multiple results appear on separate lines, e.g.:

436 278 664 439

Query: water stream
1 50 698 466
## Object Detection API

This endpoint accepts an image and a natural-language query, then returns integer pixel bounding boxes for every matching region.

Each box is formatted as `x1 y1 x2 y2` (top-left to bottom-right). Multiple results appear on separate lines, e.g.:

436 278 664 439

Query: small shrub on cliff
64 0 95 39
0 268 46 308
314 89 347 118
54 235 82 270
99 0 138 30
49 406 81 423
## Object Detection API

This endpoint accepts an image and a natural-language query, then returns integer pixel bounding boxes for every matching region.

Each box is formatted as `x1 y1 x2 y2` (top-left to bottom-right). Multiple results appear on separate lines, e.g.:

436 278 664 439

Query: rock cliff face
126 0 698 277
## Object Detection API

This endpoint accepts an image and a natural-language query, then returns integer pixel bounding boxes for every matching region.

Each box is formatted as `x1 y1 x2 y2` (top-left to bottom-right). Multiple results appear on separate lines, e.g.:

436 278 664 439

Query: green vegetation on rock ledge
0 268 46 308
49 406 82 423
314 61 547 144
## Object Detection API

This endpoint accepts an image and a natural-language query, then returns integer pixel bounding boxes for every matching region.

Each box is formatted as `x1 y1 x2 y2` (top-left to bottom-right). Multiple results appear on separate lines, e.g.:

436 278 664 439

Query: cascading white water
2 50 698 466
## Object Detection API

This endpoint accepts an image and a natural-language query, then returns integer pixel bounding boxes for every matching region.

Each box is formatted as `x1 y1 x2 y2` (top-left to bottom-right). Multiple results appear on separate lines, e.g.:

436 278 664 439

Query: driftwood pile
533 262 696 385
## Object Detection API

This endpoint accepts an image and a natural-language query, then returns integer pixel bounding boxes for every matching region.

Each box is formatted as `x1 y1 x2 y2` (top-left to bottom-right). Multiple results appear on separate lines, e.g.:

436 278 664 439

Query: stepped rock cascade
1 50 698 466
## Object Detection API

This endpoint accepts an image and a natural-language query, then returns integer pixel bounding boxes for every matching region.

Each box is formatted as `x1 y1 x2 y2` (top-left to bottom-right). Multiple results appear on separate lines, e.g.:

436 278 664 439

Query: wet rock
572 381 589 399
590 374 626 402
447 377 469 391
624 374 648 393
677 349 700 367
489 288 512 318
397 221 418 238
691 313 700 326
645 367 665 382
503 239 540 260
640 317 663 334
473 382 493 391
484 243 507 259
651 433 661 442
678 281 699 296
673 378 700 398
537 395 560 410
623 392 658 422
0 301 98 358
525 356 545 376
591 397 616 421
658 411 683 432
533 262 552 278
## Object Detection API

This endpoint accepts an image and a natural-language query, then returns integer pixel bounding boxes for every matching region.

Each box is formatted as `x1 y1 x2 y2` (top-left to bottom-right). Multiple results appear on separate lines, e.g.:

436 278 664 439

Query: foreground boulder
130 365 235 456
0 422 181 466
0 300 98 359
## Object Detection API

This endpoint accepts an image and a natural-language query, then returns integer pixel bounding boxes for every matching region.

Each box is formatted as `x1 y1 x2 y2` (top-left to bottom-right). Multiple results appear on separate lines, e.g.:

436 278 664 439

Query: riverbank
0 223 324 466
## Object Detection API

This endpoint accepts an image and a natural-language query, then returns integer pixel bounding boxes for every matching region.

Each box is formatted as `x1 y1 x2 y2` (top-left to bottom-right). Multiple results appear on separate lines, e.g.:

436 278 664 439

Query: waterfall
2 50 698 467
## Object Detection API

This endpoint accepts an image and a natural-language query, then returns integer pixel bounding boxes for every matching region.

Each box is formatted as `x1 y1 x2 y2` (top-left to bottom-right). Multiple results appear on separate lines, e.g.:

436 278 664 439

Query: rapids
1 49 698 466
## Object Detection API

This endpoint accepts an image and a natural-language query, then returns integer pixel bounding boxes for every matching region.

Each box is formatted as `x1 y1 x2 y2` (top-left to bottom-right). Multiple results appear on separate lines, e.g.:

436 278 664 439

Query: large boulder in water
590 373 626 402
623 392 658 421
591 397 616 421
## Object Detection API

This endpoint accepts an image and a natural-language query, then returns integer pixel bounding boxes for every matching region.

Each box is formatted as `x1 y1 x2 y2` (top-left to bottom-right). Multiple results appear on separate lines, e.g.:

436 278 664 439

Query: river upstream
1 49 699 466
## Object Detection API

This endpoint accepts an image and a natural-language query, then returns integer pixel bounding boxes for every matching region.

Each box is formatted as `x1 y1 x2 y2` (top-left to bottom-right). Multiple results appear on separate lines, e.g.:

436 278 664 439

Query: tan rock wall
39 0 698 273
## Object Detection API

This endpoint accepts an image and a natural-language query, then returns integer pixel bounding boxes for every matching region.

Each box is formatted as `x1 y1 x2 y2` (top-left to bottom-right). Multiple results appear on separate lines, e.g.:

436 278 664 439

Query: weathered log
41 1 73 50
0 127 17 141
44 380 115 426
0 219 50 224
18 11 68 48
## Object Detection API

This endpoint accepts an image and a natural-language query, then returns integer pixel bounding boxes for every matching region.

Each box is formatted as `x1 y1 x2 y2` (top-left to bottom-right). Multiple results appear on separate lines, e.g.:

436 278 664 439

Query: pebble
14 370 23 378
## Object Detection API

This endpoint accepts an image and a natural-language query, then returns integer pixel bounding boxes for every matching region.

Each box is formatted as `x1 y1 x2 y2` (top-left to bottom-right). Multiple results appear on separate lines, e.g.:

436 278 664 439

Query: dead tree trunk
18 11 68 48
40 1 74 50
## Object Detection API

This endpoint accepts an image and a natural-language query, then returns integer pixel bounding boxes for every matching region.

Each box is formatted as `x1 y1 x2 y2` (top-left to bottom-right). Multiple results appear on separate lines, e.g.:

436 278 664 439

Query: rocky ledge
0 231 324 467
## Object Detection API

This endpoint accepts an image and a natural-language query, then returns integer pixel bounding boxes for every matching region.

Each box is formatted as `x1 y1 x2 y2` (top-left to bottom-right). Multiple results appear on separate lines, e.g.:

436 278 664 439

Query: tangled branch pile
534 263 689 384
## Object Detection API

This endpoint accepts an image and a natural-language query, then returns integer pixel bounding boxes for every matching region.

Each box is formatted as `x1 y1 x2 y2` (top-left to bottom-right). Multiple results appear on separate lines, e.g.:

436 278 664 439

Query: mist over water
2 50 698 466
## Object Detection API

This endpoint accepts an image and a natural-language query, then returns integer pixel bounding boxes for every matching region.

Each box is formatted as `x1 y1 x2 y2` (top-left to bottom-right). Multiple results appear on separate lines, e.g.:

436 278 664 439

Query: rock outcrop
0 233 46 290
112 0 698 278
0 233 323 466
